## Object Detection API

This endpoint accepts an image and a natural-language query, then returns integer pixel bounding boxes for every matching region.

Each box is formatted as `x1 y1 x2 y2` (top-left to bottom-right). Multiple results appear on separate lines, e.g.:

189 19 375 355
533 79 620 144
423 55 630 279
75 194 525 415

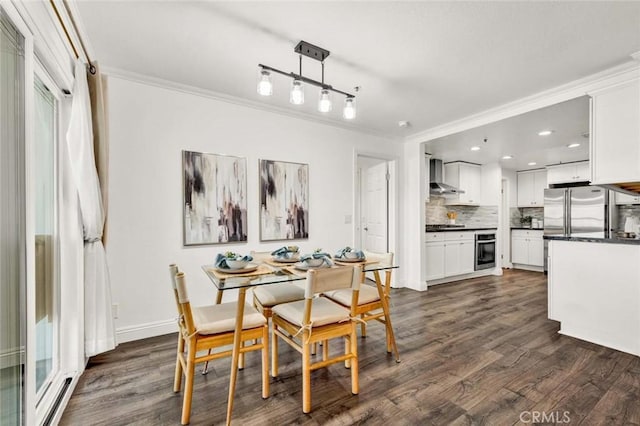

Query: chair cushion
192 302 266 335
253 283 306 307
272 298 350 328
324 285 380 307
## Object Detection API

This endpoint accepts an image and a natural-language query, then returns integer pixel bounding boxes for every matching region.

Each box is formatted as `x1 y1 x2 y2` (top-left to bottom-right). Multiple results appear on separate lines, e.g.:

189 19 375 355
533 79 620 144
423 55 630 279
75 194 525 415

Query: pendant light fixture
257 69 273 96
258 40 356 120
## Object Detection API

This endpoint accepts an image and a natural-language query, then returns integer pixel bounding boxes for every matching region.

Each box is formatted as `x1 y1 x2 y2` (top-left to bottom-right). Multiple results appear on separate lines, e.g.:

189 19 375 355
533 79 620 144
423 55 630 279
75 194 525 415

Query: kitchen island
546 236 640 356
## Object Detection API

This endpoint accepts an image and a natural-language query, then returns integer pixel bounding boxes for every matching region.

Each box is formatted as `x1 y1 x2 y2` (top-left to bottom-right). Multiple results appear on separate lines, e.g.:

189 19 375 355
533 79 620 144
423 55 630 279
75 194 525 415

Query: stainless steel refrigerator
543 186 611 272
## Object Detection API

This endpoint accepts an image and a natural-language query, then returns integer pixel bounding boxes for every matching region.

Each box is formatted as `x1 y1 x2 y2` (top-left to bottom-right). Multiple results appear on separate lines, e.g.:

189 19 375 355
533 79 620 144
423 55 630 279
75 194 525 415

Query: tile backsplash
426 196 498 227
617 205 640 231
510 207 544 227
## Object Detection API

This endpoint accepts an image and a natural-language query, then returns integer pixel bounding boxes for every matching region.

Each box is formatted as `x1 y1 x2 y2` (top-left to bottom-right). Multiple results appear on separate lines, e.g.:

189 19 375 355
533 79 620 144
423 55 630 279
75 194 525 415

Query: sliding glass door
0 10 26 426
34 77 59 401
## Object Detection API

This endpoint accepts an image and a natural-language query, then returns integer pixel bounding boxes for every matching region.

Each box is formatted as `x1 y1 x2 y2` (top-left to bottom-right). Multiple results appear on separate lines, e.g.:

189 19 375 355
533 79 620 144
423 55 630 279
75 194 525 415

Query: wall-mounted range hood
429 159 465 195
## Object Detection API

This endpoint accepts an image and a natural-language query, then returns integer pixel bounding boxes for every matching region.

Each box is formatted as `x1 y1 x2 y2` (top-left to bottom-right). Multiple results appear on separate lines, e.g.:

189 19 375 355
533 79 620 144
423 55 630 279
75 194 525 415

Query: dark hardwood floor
60 270 640 425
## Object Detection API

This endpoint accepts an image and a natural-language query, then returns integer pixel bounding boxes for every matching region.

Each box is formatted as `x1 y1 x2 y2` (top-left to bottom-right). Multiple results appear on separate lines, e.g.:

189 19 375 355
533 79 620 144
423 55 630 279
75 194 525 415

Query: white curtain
66 60 115 357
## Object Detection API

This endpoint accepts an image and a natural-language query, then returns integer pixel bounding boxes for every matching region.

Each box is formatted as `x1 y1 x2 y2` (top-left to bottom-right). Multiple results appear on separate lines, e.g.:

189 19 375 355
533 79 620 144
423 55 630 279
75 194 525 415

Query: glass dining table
202 259 400 425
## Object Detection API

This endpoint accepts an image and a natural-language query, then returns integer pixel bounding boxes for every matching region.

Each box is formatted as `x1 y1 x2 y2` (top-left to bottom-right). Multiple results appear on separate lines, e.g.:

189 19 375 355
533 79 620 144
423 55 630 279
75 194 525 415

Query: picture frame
259 159 309 241
183 150 247 246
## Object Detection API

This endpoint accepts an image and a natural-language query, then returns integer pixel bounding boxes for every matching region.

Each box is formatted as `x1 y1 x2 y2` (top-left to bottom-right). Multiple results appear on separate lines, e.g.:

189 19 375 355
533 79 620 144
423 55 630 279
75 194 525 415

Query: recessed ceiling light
502 155 513 160
528 162 537 166
567 143 581 148
470 146 481 151
398 120 410 128
538 130 554 136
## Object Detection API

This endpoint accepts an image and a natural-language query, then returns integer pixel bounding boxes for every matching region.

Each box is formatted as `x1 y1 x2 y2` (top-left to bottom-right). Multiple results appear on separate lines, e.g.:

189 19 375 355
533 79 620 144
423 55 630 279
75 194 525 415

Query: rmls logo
519 411 571 424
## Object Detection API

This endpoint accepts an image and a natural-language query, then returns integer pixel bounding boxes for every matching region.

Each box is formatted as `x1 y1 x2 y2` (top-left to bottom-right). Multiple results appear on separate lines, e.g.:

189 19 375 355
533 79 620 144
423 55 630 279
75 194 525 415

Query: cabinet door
517 172 535 207
528 237 544 267
511 237 528 265
591 80 640 185
425 242 445 280
444 242 460 277
459 241 475 274
460 164 481 205
574 162 590 181
533 170 547 205
547 164 575 185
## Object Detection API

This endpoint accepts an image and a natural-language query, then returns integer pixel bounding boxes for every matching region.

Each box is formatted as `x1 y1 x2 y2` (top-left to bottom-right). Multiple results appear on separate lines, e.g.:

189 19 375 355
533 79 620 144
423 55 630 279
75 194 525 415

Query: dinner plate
271 256 299 263
294 262 330 271
215 263 259 274
334 257 365 263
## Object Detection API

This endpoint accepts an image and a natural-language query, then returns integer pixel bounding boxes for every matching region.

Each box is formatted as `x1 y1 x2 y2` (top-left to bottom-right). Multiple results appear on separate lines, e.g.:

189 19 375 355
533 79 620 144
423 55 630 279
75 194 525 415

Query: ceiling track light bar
257 63 355 98
257 40 357 119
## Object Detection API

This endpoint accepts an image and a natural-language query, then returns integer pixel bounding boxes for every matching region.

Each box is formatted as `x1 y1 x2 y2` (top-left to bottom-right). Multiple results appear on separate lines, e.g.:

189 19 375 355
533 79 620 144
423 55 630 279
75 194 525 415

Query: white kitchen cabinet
546 161 590 185
589 78 640 185
517 169 546 207
425 231 475 280
615 191 640 205
511 229 544 267
444 162 481 206
425 241 445 280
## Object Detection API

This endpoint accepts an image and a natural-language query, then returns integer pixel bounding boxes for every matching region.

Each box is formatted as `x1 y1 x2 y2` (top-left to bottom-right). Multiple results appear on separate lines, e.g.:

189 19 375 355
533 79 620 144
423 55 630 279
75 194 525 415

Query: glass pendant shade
318 88 332 113
343 97 356 120
290 79 304 105
257 69 273 96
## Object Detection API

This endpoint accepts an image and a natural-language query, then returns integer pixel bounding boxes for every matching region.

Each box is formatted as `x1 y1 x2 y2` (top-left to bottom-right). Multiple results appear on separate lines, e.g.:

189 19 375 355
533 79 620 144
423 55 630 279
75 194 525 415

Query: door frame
353 150 398 279
501 177 512 269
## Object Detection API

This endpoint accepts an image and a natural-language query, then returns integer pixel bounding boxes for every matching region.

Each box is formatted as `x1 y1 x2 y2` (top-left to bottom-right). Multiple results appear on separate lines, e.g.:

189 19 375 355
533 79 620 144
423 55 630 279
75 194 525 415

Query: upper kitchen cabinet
546 161 590 185
517 169 546 207
444 162 481 205
589 78 640 186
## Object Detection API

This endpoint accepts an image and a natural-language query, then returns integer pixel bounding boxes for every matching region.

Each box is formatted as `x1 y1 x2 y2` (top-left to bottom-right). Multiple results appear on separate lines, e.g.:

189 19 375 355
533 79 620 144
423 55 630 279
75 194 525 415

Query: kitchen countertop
426 227 497 232
544 235 640 245
511 227 544 230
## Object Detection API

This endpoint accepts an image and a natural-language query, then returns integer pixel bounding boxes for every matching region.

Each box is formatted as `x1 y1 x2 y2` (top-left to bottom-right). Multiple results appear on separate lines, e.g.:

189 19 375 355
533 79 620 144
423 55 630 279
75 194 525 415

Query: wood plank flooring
60 270 640 425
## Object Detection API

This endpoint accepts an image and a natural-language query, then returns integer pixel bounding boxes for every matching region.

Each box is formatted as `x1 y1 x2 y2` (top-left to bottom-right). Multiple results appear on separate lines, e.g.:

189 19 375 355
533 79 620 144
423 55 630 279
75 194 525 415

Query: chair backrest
363 250 394 266
174 271 196 337
304 265 361 299
169 264 183 314
250 251 272 263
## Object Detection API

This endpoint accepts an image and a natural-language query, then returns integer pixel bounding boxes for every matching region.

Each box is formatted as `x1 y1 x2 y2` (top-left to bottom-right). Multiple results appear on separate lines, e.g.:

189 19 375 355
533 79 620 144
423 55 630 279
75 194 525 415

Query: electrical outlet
112 303 119 319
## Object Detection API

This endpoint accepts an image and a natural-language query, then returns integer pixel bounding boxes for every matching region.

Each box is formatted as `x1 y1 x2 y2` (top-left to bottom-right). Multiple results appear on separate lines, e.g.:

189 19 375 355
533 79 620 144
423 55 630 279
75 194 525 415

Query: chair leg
302 338 312 414
202 350 211 375
360 314 367 337
322 339 329 362
181 341 196 425
311 342 317 355
350 327 359 395
261 325 269 399
271 324 279 377
174 334 184 392
239 341 245 370
344 339 351 369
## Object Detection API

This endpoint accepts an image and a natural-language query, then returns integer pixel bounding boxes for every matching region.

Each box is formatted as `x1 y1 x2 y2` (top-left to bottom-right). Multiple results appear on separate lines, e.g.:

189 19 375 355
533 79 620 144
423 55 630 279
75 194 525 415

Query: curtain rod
49 0 96 74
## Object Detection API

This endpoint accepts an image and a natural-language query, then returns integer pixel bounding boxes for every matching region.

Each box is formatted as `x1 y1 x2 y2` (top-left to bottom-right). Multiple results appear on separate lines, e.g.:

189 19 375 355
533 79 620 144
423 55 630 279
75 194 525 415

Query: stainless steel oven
475 232 496 270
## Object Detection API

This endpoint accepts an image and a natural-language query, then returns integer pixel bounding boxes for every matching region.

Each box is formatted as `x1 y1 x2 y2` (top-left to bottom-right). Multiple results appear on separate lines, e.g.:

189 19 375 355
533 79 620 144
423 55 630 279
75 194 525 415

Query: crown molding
404 60 640 145
101 66 400 142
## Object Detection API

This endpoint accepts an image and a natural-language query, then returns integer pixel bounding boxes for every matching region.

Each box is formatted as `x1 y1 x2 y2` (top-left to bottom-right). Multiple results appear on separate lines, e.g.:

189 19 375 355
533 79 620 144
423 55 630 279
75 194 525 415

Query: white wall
106 76 400 342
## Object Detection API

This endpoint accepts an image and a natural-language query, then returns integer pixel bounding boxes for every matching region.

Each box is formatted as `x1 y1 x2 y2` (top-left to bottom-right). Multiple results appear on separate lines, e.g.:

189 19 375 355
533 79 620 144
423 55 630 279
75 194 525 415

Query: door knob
364 227 369 231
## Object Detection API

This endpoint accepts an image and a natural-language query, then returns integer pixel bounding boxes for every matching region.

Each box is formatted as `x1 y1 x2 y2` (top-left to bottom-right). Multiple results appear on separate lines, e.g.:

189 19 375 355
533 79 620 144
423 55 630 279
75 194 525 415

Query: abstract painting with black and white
259 159 309 241
183 150 247 245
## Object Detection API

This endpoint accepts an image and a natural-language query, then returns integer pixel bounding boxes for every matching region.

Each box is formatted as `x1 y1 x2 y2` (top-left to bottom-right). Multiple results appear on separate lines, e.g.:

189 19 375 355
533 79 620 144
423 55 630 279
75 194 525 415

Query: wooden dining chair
323 250 398 358
271 265 361 413
250 250 306 322
169 264 269 425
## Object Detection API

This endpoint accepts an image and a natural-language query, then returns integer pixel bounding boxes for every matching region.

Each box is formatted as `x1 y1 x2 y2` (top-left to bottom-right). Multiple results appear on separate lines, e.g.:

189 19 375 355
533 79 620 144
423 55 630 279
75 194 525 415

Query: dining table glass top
202 261 398 291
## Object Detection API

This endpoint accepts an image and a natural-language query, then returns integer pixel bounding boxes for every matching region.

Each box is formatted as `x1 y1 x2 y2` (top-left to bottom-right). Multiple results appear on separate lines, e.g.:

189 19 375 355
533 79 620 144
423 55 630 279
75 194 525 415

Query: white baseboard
116 319 177 344
512 263 544 272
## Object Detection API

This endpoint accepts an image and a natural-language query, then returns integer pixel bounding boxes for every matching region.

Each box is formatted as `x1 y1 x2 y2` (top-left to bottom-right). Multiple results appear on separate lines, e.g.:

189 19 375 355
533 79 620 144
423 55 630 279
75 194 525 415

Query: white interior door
362 162 388 252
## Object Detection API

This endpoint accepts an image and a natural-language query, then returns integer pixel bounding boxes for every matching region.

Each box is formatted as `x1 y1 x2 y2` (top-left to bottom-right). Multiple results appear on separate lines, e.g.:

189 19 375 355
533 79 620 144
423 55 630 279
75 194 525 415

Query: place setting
208 252 272 279
333 246 368 264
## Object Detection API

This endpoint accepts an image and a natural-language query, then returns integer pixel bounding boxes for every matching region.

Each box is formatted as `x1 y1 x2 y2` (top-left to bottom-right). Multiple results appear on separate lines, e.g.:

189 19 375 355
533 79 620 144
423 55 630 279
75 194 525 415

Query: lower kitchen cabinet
511 229 544 267
425 231 475 280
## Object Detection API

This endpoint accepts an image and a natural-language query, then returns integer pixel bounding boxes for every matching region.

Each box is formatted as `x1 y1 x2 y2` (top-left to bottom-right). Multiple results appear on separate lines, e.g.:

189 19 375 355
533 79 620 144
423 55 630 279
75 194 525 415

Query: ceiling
424 96 590 171
74 1 640 138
